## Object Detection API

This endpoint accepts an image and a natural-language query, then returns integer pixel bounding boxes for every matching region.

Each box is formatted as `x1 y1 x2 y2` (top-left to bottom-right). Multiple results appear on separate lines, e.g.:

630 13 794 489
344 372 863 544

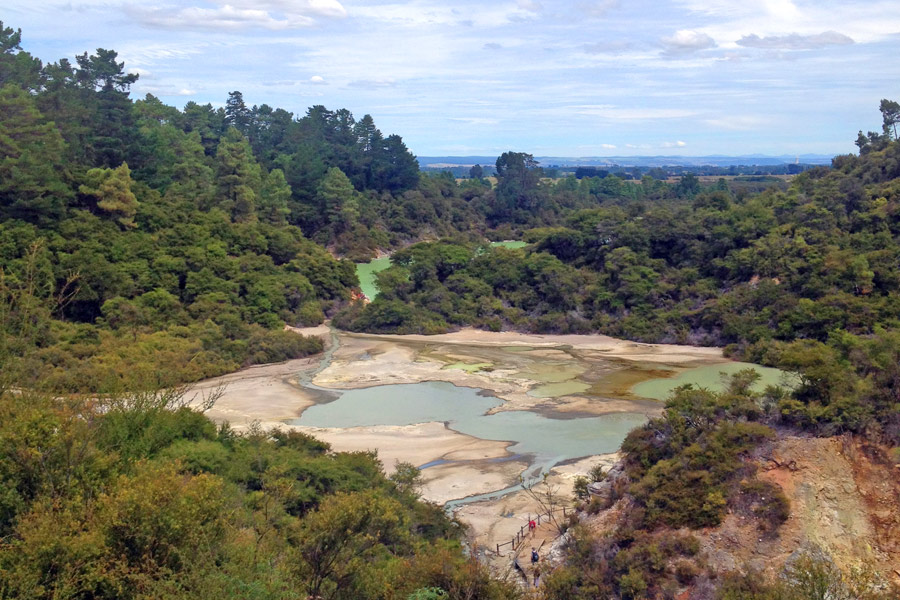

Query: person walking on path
530 548 541 587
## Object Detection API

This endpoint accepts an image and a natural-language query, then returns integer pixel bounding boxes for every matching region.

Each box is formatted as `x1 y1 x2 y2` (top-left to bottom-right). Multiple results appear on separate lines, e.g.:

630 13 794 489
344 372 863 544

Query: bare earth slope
581 434 900 588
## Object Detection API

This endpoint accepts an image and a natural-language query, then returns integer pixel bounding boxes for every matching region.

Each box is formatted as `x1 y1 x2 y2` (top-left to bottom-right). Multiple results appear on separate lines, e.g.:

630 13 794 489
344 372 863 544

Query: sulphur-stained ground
313 329 718 417
664 435 900 585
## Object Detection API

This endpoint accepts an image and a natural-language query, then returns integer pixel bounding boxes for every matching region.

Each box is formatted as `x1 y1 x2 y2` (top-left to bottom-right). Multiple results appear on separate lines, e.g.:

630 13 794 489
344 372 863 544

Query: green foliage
215 127 261 222
79 162 139 228
0 386 520 600
258 168 291 226
408 587 449 600
0 91 351 391
622 379 777 529
588 462 607 482
738 479 791 532
542 526 702 600
0 84 71 222
246 327 323 365
318 166 360 233
572 475 590 501
340 240 592 334
390 461 424 498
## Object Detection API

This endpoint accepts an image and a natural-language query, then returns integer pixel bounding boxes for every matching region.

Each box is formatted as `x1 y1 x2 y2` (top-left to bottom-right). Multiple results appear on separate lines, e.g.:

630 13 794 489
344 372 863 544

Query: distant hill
418 154 834 169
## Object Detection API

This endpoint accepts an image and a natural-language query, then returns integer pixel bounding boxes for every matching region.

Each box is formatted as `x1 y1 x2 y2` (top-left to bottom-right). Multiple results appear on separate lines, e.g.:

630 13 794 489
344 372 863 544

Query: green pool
355 256 392 300
631 361 798 400
490 240 527 249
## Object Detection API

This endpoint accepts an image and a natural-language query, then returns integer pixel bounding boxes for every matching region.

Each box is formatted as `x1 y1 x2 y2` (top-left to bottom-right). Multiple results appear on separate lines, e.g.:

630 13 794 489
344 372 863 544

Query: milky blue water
292 380 646 464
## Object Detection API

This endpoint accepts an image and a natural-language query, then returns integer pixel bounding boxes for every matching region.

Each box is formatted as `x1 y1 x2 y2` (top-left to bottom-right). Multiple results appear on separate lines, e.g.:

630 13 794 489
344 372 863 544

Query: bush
296 301 325 326
738 479 791 532
675 560 699 585
618 568 648 599
245 328 323 365
588 463 607 482
572 475 590 501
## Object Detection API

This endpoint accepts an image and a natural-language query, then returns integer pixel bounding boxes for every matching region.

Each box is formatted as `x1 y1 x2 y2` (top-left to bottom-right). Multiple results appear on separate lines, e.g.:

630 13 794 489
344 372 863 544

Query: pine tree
166 131 213 207
79 162 139 228
0 84 71 222
259 168 292 226
224 90 251 135
0 21 42 90
214 127 260 222
74 49 139 168
316 167 359 233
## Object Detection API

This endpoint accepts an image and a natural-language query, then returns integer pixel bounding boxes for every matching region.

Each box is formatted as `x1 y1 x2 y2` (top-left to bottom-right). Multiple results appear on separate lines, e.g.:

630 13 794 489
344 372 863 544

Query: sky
4 0 900 157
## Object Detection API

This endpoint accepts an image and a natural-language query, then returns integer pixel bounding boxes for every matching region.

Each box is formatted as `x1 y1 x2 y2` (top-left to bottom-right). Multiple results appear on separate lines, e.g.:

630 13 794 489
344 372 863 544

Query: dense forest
336 105 900 597
0 25 521 600
0 20 788 392
2 20 900 600
0 21 455 391
0 384 517 599
340 116 900 440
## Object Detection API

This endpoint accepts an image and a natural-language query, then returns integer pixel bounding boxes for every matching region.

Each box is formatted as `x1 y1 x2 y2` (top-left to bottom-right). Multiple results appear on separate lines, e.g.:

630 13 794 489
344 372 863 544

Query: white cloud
678 0 900 46
583 40 632 54
662 140 687 147
660 29 716 55
128 0 346 31
737 30 854 50
310 75 326 84
347 79 397 89
350 3 516 28
703 115 768 130
576 0 619 17
571 105 696 120
136 84 199 96
10 0 899 156
601 143 616 149
303 0 348 18
517 0 543 12
675 0 800 22
449 117 500 125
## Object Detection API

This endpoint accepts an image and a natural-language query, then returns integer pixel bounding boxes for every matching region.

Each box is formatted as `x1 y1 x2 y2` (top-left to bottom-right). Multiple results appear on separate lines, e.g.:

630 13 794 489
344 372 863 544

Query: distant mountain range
418 154 835 169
